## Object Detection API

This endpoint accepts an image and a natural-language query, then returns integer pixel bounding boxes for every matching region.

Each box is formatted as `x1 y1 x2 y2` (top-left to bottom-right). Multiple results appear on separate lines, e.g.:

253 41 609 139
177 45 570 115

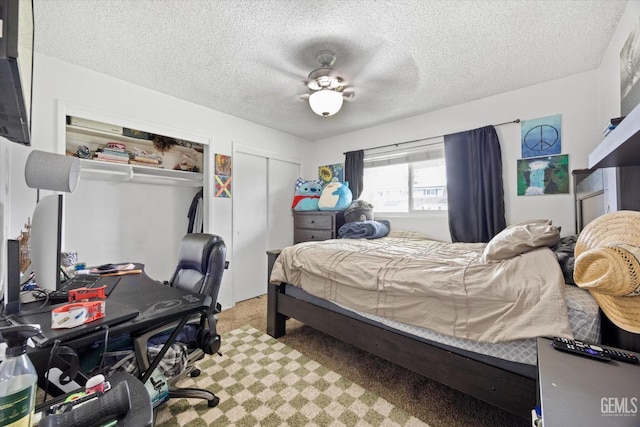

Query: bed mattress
284 283 600 367
270 233 574 342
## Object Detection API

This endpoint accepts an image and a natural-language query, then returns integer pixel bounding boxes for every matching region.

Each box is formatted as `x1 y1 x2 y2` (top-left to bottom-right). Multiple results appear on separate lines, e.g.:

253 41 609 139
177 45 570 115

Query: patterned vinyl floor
154 325 429 427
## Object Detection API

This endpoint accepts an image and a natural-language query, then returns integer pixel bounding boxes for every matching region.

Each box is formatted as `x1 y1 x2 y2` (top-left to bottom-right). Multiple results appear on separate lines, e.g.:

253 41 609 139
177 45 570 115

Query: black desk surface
12 263 210 349
1 264 210 398
8 299 139 347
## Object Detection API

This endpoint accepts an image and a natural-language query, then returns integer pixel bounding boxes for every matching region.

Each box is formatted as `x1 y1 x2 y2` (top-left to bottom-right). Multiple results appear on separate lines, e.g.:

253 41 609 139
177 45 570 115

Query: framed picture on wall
520 114 562 158
621 17 640 117
318 163 344 185
517 154 569 196
215 174 232 198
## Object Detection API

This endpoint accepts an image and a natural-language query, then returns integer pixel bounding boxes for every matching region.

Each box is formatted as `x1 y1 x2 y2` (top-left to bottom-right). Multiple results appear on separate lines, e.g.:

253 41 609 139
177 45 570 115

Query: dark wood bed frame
267 165 640 419
266 250 537 419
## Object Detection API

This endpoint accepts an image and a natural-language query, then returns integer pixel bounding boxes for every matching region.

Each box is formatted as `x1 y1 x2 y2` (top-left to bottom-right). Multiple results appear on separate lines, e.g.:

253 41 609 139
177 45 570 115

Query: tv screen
30 194 63 292
0 0 33 145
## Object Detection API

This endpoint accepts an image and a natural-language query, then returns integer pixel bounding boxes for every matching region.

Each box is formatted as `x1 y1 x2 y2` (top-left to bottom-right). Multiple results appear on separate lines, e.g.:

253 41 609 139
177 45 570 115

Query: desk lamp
4 151 81 314
24 150 81 198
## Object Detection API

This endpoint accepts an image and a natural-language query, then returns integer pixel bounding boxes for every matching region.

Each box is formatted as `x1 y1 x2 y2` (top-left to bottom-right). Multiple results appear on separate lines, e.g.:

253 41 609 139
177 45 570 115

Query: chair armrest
132 320 181 373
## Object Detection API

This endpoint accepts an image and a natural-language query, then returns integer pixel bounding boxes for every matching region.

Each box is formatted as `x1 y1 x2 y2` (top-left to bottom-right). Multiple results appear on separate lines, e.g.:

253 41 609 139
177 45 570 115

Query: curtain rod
344 119 520 154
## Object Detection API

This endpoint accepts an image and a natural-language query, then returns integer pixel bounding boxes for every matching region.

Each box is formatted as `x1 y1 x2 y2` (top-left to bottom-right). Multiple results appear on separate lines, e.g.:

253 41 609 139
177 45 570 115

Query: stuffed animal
319 181 353 211
291 178 323 211
344 200 374 223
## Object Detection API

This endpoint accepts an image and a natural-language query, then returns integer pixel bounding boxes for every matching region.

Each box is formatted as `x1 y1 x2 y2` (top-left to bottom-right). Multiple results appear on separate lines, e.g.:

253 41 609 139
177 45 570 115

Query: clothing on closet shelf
188 188 203 233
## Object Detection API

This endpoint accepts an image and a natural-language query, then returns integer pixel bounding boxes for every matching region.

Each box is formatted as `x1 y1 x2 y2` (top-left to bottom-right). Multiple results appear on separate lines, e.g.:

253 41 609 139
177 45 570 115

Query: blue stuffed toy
319 180 353 211
291 178 323 211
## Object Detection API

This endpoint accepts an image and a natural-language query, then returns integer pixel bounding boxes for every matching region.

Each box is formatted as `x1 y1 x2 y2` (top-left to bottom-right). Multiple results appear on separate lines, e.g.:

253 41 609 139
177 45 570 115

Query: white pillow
480 221 560 263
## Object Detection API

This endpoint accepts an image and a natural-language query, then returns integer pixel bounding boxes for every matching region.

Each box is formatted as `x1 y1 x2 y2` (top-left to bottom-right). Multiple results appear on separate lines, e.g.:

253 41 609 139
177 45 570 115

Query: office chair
131 233 227 407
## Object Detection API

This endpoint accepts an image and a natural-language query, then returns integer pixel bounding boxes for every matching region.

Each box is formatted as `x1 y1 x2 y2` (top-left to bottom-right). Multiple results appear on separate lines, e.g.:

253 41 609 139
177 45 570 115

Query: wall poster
214 154 232 198
621 17 640 117
520 114 562 159
517 154 569 196
318 163 344 185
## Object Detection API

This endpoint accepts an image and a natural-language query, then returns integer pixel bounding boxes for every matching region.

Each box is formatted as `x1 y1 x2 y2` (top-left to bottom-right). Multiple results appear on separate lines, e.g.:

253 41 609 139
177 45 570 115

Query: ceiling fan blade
298 93 310 101
260 57 307 86
342 88 355 100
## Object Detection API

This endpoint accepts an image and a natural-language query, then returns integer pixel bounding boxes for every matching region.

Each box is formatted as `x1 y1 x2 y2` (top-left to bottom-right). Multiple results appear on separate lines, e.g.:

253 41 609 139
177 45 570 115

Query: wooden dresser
292 210 345 244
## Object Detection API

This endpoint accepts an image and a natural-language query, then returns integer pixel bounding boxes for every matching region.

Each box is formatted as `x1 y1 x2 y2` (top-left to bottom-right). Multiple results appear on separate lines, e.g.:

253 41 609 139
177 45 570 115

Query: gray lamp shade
25 150 81 193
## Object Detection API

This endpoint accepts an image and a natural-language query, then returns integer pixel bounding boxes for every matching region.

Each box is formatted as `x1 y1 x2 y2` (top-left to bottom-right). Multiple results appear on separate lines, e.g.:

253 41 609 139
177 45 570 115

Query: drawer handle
310 220 315 224
310 235 315 239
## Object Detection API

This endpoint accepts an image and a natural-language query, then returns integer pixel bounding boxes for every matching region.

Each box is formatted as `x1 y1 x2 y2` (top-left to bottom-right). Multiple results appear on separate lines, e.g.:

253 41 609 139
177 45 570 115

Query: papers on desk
89 263 137 275
99 269 143 277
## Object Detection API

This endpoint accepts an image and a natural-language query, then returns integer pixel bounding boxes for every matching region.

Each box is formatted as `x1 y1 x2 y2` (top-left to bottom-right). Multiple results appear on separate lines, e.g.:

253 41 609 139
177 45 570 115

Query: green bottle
0 325 41 427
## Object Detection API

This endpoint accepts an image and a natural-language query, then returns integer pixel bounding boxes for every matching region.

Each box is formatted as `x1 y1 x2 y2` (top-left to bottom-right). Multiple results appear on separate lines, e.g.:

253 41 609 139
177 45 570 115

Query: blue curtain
444 126 506 242
344 150 364 199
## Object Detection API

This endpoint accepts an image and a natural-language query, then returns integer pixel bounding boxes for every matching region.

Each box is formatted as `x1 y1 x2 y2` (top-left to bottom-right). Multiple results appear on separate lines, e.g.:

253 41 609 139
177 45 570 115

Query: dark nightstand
536 337 640 426
292 210 345 244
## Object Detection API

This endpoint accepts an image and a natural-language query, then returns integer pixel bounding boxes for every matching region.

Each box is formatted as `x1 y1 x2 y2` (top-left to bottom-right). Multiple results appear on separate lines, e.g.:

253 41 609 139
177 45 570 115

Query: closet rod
344 119 520 154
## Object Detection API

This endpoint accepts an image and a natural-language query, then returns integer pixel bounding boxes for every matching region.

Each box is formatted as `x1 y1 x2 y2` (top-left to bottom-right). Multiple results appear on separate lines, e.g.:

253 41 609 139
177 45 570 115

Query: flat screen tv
0 0 33 145
29 194 63 292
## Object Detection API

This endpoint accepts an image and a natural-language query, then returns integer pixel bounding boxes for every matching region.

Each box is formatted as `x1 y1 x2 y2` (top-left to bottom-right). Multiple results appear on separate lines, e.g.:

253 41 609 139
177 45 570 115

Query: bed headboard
574 166 640 352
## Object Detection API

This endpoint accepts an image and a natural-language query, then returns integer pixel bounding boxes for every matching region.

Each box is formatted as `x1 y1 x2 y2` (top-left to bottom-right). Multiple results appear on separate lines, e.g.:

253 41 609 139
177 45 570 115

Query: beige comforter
270 230 573 343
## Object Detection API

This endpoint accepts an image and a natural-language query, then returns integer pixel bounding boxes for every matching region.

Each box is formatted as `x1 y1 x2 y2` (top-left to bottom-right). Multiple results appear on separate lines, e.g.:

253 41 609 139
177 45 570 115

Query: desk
537 337 640 426
10 264 210 390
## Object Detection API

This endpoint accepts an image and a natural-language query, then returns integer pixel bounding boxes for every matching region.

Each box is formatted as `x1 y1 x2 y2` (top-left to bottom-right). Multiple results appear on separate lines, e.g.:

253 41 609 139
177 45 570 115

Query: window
361 142 447 213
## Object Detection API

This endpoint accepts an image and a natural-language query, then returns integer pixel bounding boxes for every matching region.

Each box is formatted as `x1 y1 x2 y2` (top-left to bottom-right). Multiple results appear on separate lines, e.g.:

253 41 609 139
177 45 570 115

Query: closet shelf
66 116 205 188
78 158 204 187
590 102 640 169
66 124 201 155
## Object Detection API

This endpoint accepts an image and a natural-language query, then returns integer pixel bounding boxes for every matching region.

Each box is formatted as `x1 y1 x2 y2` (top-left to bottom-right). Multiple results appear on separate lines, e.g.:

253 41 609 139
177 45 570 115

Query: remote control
602 348 639 364
551 337 611 362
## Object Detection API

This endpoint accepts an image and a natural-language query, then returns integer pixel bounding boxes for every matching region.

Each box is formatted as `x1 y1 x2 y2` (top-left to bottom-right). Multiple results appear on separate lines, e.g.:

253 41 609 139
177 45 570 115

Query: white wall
306 3 640 241
8 53 311 309
309 70 600 240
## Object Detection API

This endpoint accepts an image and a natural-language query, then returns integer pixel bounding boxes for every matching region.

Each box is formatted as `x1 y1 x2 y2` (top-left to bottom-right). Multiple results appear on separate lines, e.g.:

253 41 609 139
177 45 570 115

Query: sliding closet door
234 151 268 303
268 158 298 249
233 147 300 304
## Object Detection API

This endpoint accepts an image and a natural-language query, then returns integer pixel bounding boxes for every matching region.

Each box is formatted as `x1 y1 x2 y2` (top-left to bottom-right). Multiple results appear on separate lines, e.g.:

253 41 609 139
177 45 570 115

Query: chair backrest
169 233 226 306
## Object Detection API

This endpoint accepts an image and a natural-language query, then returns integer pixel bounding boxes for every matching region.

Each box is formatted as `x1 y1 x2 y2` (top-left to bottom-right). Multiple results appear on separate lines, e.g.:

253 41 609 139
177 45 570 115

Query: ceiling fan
300 50 355 117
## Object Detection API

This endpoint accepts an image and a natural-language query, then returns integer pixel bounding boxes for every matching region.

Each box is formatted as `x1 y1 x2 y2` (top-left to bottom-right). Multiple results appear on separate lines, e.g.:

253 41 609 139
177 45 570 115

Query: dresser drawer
294 228 334 243
291 210 345 244
294 213 334 230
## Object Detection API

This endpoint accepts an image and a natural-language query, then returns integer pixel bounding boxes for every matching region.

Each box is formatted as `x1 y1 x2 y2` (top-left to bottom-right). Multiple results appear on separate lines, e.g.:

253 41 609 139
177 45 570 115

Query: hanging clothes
187 188 203 233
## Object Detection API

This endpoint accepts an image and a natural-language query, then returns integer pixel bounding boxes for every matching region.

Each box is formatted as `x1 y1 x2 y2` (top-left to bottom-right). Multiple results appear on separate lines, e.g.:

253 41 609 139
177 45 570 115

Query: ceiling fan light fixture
309 89 343 117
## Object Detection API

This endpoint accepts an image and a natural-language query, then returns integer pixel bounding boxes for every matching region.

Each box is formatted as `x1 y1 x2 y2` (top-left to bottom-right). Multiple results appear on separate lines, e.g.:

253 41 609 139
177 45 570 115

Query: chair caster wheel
208 395 220 407
190 368 201 377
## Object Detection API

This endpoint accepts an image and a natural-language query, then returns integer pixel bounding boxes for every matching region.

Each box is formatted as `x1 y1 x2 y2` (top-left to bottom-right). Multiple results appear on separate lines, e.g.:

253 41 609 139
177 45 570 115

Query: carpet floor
158 296 529 427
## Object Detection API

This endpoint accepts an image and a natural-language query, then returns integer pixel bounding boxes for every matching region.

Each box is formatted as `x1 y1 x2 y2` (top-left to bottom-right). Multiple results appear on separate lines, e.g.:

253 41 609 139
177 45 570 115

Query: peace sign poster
520 114 561 158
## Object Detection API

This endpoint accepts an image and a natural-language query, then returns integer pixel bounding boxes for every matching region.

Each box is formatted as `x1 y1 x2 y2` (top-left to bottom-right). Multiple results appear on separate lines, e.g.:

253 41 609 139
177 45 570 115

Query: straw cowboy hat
574 210 640 334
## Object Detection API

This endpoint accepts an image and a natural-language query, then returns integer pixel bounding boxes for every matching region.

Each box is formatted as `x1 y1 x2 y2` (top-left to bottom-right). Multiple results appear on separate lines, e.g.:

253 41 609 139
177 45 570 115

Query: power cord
98 326 110 375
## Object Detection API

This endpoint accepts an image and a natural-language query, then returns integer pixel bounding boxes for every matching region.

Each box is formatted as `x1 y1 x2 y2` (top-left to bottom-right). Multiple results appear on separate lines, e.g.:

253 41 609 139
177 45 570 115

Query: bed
265 221 617 419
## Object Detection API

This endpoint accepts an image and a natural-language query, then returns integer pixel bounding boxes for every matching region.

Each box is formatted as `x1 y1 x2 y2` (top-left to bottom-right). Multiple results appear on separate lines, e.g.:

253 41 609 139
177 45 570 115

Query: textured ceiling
33 0 629 141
